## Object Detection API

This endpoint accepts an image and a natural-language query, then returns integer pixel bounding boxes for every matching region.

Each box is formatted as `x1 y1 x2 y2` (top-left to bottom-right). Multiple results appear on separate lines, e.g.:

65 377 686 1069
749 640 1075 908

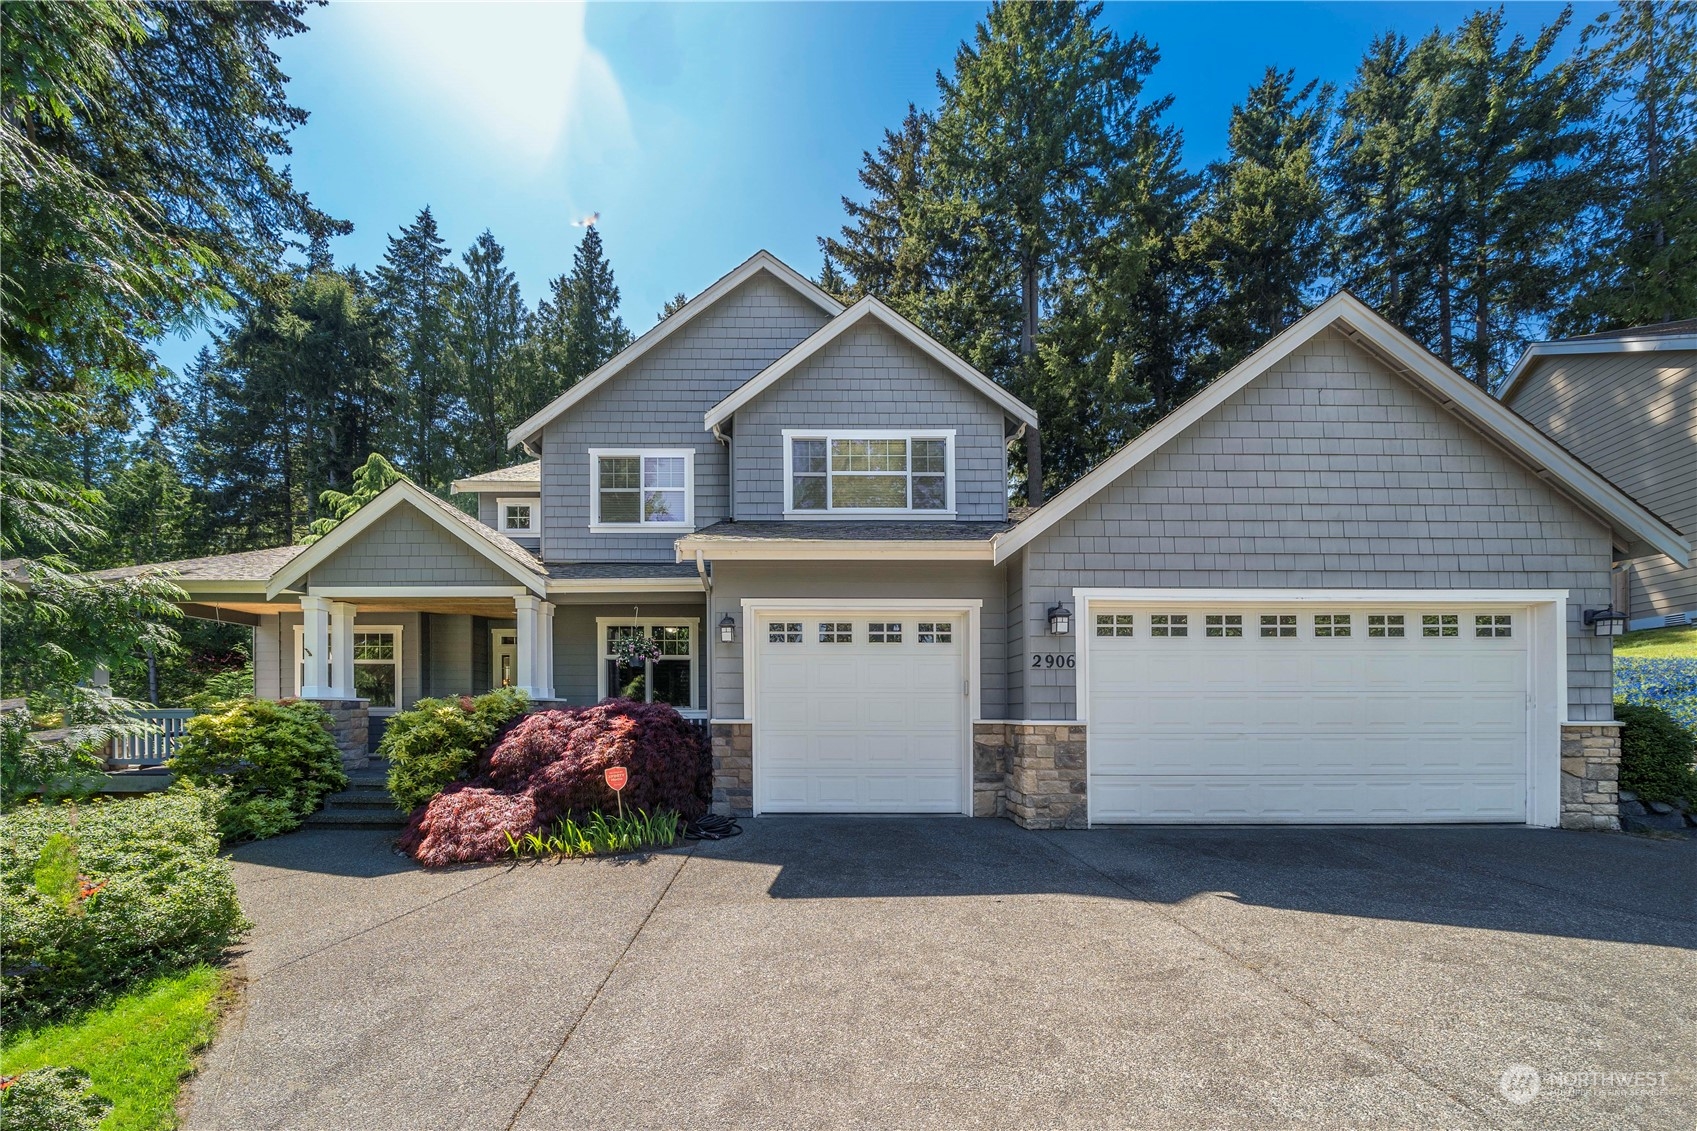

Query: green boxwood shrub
381 688 528 812
166 699 347 840
1616 700 1697 804
0 1066 110 1131
0 791 248 1028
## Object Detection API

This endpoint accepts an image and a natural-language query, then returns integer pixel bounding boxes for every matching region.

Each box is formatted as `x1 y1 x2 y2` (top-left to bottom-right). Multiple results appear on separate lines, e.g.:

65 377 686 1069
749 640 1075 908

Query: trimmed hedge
1616 701 1697 804
0 792 248 1028
380 688 528 812
167 699 347 840
0 1066 109 1131
400 700 709 866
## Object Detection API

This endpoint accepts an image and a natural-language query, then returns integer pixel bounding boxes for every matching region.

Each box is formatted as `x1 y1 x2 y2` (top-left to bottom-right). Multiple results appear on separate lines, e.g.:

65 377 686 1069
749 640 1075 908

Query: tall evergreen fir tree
1328 33 1425 333
657 293 691 320
818 105 939 305
1558 0 1697 333
531 225 633 390
1181 67 1332 379
376 206 462 488
453 230 529 473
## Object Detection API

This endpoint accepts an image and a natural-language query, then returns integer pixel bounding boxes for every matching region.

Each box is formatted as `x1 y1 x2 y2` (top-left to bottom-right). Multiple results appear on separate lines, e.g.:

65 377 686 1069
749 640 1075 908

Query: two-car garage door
1087 602 1532 824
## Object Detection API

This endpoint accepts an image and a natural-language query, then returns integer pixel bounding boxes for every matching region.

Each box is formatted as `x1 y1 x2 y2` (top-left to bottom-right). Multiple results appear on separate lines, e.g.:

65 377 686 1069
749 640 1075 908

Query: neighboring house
1499 320 1697 630
100 252 1688 832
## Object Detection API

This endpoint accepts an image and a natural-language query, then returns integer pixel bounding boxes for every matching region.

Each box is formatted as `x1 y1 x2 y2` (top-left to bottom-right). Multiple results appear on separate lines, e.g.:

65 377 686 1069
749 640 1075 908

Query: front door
492 630 518 690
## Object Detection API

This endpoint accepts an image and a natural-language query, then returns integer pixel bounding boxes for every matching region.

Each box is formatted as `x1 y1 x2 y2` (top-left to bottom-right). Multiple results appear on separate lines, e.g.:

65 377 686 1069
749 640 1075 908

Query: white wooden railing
107 708 197 767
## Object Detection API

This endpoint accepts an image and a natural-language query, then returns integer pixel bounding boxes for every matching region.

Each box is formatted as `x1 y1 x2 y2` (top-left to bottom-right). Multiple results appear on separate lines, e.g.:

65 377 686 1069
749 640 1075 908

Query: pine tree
657 293 690 321
376 207 462 489
819 105 939 303
1329 33 1425 332
1181 68 1332 378
1409 10 1596 386
453 231 529 473
532 225 633 389
1558 1 1697 333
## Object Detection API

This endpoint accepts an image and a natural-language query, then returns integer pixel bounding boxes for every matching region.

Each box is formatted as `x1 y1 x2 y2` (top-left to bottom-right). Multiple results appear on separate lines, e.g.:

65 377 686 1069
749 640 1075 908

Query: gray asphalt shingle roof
450 460 542 491
546 562 701 580
88 545 305 583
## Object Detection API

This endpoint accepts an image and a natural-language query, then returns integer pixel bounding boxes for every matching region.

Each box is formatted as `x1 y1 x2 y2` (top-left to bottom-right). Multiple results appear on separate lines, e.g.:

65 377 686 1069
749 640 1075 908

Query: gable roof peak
506 249 843 448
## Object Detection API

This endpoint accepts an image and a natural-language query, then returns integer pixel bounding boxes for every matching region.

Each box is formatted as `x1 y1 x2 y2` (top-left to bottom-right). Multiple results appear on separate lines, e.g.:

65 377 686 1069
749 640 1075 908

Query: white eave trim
1500 333 1697 401
506 251 842 448
703 297 1040 430
992 292 1691 568
265 480 549 599
676 538 994 562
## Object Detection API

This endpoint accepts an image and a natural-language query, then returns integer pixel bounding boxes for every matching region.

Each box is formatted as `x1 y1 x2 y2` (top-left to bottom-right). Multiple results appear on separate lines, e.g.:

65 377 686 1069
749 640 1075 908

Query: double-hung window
589 449 693 530
785 430 954 516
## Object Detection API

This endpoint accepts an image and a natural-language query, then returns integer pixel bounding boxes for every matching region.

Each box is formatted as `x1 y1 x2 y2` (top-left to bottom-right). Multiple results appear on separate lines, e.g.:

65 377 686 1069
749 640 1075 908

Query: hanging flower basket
610 633 663 666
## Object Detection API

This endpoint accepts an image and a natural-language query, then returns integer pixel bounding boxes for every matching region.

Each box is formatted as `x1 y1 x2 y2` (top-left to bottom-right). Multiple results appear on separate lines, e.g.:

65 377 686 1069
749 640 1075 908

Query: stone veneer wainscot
1559 723 1622 831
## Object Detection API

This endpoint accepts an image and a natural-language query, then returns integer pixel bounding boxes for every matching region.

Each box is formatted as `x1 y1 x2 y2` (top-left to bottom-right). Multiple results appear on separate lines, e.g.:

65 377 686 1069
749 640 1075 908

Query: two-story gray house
113 251 1688 831
1499 319 1696 630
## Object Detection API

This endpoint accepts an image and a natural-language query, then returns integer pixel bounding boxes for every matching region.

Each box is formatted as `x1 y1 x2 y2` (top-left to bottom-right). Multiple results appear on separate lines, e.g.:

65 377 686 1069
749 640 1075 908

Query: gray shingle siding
730 320 1011 521
475 494 541 552
538 273 830 563
1014 328 1615 721
307 507 515 588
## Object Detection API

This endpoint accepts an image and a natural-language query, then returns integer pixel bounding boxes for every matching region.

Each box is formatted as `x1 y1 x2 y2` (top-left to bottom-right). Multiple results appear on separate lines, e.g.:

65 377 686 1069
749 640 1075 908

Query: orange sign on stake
604 765 628 819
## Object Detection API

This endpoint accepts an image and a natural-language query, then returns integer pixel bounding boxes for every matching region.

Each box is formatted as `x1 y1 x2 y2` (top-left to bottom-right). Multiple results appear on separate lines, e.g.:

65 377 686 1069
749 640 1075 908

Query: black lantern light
718 613 737 643
1047 603 1073 635
1583 607 1628 637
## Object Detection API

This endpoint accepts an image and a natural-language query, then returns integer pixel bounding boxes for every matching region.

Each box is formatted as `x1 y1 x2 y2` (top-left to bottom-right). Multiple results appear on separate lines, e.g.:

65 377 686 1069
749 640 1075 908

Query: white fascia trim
704 298 1039 430
508 252 842 448
545 578 705 594
1501 334 1697 399
676 541 993 562
993 292 1690 567
304 585 529 599
1072 588 1571 604
264 480 548 599
173 579 272 594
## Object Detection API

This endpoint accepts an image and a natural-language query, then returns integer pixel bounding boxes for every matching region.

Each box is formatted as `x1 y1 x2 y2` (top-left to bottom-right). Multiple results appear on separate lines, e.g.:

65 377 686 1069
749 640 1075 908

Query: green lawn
2 965 225 1131
1615 624 1697 659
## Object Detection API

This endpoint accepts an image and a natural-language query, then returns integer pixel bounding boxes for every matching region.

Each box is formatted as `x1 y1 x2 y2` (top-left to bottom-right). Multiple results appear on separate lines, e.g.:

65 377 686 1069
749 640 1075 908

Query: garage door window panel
868 622 903 643
1260 614 1297 638
1151 614 1187 638
917 622 953 644
1096 614 1135 637
768 621 802 644
1314 614 1352 638
1205 614 1243 638
1476 614 1513 638
1422 614 1460 637
820 622 853 644
1368 614 1406 638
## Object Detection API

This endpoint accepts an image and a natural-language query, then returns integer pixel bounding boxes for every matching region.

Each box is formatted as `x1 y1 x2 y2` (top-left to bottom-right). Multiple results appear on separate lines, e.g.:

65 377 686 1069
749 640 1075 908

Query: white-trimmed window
497 497 539 536
1151 614 1188 638
1314 613 1352 638
784 430 954 516
1096 613 1134 637
293 624 403 714
589 449 693 530
596 618 698 712
1260 614 1297 638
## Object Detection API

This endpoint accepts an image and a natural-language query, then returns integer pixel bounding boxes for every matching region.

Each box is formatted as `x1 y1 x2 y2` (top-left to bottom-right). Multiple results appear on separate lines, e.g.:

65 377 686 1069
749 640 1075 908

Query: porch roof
676 520 1009 562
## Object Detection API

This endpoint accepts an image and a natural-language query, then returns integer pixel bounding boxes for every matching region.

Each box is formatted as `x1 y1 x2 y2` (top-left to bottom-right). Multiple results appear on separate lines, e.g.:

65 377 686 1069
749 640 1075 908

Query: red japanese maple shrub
398 700 709 866
396 786 538 867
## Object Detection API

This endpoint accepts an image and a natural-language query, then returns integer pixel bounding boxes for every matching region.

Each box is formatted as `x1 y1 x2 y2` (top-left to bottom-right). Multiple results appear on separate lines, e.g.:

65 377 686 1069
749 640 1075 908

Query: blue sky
159 0 1598 377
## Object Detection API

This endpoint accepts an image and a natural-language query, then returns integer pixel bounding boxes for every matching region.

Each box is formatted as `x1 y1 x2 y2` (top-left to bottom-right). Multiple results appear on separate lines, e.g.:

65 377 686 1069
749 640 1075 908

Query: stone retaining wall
711 722 753 817
306 698 369 771
1560 723 1622 830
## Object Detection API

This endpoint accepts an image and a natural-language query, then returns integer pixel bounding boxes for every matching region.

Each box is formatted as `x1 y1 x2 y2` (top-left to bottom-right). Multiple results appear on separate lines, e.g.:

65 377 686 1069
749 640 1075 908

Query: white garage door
755 613 966 813
1087 603 1530 823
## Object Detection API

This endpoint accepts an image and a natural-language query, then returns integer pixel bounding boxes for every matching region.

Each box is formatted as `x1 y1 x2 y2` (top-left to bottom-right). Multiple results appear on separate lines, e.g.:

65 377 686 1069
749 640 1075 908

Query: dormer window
784 430 954 516
589 449 694 531
498 497 539 536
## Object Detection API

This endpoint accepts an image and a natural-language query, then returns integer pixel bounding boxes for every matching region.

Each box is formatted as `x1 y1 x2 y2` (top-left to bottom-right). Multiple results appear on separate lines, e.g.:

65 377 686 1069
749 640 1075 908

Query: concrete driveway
187 819 1695 1130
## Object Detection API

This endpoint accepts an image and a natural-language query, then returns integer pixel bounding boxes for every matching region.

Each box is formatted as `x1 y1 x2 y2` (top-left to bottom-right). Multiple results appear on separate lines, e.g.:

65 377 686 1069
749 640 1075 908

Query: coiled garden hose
684 813 743 841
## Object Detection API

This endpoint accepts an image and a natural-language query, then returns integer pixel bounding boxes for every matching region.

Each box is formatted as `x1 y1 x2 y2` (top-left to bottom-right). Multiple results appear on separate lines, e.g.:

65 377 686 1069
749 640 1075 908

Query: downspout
696 550 713 720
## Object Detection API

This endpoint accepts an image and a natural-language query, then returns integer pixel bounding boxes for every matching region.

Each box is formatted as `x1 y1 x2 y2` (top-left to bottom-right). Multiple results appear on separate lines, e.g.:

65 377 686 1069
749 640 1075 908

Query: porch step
303 807 409 830
307 767 409 829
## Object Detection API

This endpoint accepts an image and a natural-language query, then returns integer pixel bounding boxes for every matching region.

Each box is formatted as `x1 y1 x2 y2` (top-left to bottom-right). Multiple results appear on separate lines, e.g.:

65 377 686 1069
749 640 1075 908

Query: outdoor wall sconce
1583 607 1628 637
718 613 737 644
1047 604 1073 635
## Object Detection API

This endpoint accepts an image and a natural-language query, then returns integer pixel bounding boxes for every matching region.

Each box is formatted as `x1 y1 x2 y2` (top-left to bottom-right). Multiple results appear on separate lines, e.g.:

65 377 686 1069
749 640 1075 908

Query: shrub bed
380 688 528 812
399 700 709 866
1614 656 1697 734
0 792 247 1029
167 699 347 840
1616 701 1697 805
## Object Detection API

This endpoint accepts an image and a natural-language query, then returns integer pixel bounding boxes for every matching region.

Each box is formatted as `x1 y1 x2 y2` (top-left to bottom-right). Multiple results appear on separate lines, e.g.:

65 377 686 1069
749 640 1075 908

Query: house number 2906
1031 653 1075 669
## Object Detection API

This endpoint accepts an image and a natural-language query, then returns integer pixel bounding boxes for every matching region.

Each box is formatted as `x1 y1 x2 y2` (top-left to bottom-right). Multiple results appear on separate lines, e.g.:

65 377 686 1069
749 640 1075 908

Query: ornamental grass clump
0 791 247 1028
399 700 709 867
381 688 528 812
166 699 347 840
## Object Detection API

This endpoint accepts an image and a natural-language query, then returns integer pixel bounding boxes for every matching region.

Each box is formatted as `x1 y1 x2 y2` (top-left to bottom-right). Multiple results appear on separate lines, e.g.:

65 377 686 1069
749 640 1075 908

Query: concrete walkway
187 820 1695 1130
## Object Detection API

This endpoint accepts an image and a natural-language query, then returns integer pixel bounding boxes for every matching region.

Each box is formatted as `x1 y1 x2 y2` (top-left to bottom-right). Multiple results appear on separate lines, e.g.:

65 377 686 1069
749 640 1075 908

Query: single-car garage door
1087 602 1530 823
754 613 967 814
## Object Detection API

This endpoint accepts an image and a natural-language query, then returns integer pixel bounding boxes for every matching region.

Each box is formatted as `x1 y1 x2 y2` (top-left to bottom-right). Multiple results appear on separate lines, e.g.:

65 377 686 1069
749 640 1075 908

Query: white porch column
328 601 357 699
299 596 332 698
514 595 545 699
536 600 557 700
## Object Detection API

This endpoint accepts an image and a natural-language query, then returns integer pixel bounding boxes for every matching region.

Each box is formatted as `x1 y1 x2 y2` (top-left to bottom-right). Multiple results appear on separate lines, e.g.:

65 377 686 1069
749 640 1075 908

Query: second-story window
786 431 953 515
589 449 693 530
498 497 539 536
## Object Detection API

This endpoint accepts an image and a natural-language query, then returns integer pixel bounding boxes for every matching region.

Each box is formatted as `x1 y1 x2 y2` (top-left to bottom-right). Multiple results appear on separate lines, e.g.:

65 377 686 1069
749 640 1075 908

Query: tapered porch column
328 601 357 699
299 596 332 698
536 599 556 700
514 595 552 700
